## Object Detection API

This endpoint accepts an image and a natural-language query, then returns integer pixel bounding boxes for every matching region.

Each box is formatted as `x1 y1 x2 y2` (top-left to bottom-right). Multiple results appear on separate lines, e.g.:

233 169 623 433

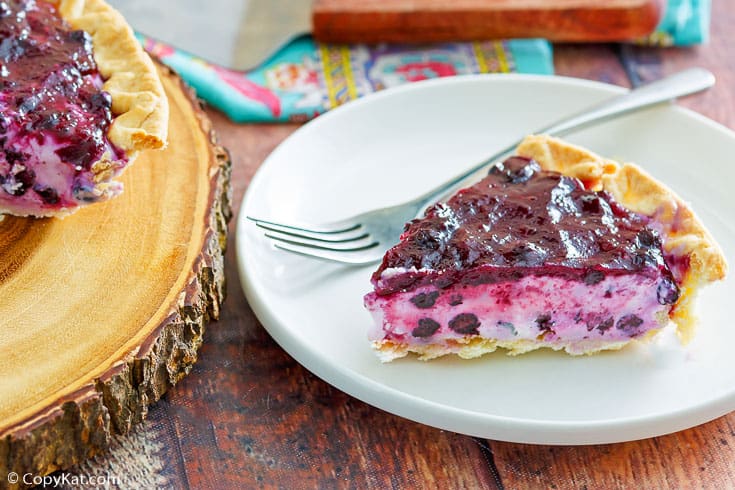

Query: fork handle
415 67 715 207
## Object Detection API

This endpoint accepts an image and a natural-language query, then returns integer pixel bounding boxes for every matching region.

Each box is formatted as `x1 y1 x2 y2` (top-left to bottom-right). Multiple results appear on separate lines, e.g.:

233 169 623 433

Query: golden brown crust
373 336 634 362
516 135 728 341
51 0 169 155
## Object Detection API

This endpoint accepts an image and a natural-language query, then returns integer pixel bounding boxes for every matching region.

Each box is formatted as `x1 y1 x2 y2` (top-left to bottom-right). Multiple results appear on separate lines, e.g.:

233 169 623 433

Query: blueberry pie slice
364 135 727 361
0 0 168 217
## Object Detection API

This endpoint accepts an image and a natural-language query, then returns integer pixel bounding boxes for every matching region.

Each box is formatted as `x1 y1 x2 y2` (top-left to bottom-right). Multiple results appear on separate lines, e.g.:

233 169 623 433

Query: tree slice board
312 0 665 44
0 64 231 482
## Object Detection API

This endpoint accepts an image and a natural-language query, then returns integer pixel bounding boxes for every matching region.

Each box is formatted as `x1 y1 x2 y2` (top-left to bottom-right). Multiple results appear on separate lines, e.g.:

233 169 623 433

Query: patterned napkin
138 0 709 123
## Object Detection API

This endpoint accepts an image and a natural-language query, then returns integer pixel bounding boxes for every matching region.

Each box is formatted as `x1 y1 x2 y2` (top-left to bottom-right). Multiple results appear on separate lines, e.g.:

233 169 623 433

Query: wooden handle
312 0 665 44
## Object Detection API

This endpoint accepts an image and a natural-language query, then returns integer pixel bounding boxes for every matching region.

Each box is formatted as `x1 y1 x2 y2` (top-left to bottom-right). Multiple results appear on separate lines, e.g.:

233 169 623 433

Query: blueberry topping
616 314 644 335
410 291 440 309
503 244 546 267
637 230 656 247
68 29 88 45
0 0 124 206
448 313 480 335
580 194 602 214
372 156 678 297
490 156 539 184
87 91 112 112
56 140 97 168
657 277 680 305
412 318 441 338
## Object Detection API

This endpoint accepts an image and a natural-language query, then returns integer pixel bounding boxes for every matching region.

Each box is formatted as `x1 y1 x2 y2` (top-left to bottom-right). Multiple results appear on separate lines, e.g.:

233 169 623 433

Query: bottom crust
373 328 664 362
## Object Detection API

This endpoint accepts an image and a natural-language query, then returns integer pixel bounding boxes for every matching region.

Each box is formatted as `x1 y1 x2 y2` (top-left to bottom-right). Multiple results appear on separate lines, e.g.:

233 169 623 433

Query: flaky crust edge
52 0 169 155
516 134 728 342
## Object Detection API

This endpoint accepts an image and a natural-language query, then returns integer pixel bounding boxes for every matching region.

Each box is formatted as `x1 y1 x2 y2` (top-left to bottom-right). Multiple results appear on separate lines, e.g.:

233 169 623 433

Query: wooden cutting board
312 0 665 43
0 65 231 482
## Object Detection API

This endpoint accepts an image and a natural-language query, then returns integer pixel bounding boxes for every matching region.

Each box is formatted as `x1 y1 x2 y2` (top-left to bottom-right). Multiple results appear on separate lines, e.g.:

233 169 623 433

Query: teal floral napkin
139 0 708 123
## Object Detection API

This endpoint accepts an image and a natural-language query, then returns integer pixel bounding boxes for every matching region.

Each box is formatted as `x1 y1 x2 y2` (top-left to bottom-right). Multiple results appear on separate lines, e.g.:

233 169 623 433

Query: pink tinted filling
365 273 669 345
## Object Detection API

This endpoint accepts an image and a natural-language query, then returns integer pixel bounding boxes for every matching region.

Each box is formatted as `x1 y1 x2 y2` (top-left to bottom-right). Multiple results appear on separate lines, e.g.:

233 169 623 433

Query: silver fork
248 68 715 265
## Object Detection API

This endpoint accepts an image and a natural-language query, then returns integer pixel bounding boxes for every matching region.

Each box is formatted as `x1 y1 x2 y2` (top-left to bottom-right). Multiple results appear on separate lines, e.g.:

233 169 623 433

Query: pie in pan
364 135 727 361
0 0 168 217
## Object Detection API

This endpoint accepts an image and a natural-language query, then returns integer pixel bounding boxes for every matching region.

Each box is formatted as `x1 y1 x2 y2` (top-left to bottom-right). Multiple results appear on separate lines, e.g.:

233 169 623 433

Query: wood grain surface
28 1 735 488
312 0 664 44
0 66 230 488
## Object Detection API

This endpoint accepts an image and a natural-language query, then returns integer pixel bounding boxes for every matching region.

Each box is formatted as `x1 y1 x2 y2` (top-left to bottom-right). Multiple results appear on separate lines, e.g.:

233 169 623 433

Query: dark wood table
64 3 735 488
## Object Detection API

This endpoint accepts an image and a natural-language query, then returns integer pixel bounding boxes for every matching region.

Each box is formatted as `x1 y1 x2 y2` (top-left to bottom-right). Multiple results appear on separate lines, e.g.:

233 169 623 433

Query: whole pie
0 0 168 217
364 135 727 361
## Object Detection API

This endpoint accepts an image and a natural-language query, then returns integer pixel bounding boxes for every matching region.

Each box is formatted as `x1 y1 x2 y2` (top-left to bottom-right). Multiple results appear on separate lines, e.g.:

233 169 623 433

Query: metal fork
248 68 715 265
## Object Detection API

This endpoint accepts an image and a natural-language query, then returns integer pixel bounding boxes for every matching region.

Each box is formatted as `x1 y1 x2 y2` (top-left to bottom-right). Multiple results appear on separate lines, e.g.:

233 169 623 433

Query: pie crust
516 134 728 341
0 0 169 217
367 135 727 361
51 0 169 154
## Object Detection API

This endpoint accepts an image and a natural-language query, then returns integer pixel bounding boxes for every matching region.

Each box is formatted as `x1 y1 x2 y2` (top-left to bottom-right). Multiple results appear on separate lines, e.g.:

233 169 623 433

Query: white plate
236 75 735 445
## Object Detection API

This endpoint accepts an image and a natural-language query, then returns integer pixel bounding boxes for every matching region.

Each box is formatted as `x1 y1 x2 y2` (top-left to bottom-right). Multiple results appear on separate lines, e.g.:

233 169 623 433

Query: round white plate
236 75 735 445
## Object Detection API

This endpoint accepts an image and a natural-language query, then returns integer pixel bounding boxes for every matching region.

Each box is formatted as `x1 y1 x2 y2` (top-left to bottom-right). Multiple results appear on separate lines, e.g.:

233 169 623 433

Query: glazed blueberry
637 230 656 247
490 156 539 184
67 29 89 45
504 244 546 267
412 318 441 338
56 140 97 168
580 194 602 214
448 313 480 335
657 277 680 305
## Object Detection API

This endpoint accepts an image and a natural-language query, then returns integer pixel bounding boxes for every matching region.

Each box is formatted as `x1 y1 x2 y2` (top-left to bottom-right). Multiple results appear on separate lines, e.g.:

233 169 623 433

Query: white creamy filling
365 274 670 344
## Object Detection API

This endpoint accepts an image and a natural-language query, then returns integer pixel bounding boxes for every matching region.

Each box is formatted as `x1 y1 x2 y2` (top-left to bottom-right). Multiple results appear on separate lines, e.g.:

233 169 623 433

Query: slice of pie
364 135 727 361
0 0 168 217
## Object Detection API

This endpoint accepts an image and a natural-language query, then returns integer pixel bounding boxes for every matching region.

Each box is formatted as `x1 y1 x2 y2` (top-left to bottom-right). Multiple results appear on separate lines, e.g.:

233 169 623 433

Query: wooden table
61 3 734 488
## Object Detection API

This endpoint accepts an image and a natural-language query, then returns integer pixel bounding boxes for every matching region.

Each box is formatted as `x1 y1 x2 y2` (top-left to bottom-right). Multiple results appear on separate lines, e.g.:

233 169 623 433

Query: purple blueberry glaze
372 156 681 305
0 0 125 209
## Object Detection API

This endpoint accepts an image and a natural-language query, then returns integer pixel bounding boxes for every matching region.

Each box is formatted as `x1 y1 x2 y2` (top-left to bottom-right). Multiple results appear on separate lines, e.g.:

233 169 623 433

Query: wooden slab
0 65 231 482
312 0 665 44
